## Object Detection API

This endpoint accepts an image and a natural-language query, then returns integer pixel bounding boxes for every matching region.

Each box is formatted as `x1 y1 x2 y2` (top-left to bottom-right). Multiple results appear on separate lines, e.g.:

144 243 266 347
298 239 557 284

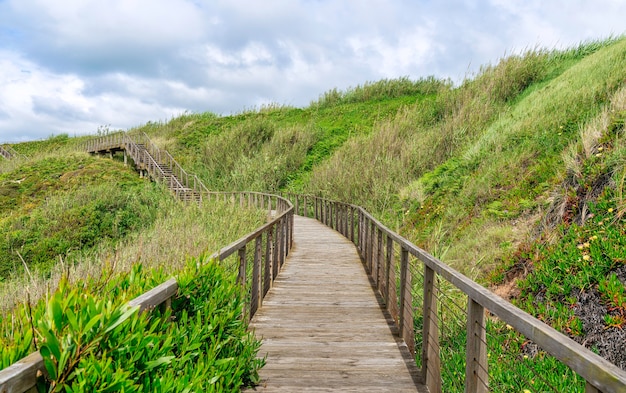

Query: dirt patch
492 277 521 301
573 287 626 369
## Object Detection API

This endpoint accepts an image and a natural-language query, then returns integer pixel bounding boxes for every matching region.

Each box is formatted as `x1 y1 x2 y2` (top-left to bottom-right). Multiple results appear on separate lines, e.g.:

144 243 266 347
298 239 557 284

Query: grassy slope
0 136 266 311
3 37 624 382
130 37 626 362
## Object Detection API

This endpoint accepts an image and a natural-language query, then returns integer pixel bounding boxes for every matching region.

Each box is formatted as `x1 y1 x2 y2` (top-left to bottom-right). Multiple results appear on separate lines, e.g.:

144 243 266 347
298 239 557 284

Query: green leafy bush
2 259 263 392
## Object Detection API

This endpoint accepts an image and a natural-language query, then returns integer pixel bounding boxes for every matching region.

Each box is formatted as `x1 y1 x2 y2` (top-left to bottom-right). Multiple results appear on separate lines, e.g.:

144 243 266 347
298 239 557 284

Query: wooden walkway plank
248 215 426 392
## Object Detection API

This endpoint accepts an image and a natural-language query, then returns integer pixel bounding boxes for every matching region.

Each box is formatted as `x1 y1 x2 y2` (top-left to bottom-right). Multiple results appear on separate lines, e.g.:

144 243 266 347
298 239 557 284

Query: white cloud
0 0 625 142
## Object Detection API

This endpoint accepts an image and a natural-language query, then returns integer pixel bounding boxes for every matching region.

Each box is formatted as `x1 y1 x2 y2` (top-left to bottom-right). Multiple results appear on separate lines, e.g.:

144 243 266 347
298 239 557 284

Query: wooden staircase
85 132 208 204
0 144 26 160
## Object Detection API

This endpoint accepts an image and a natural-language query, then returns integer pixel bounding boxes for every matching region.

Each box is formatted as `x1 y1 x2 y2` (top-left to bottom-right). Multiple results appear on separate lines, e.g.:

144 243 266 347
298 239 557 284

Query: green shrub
2 259 263 392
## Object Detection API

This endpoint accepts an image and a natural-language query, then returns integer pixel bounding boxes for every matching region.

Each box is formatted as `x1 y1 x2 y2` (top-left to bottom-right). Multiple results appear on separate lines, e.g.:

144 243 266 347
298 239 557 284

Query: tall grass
304 37 626 278
311 76 449 108
0 195 265 313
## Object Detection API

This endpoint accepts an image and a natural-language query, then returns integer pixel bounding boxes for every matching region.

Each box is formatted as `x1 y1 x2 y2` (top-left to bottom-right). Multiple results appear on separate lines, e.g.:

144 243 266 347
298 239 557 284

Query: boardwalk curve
249 215 425 392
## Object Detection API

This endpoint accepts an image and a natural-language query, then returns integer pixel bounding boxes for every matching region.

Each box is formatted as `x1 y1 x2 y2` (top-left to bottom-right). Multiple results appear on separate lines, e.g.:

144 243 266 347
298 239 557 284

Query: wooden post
357 211 363 255
368 220 375 275
159 297 172 315
465 298 488 393
250 236 263 319
350 206 355 243
343 205 348 237
238 246 247 288
376 228 383 290
399 248 414 353
263 229 273 296
272 223 280 282
286 212 292 254
422 266 441 393
384 235 392 306
372 225 379 285
277 218 283 268
387 236 399 323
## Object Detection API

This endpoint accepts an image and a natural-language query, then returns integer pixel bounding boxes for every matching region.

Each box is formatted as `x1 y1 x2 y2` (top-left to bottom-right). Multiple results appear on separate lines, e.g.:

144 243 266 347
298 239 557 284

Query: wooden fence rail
206 191 294 321
0 189 293 393
0 144 27 161
84 131 210 202
285 193 626 393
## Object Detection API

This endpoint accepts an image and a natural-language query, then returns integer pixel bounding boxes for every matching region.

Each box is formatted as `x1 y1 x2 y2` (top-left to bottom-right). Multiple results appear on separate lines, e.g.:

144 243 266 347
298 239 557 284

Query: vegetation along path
248 215 425 392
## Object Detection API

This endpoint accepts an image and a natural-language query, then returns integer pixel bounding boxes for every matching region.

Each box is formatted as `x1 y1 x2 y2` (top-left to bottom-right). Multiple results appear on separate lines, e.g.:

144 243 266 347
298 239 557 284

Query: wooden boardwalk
248 215 425 392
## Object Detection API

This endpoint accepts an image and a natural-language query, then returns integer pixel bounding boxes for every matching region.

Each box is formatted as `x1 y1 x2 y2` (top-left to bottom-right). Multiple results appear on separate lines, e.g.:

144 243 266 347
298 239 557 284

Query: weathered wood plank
248 215 424 392
128 277 178 313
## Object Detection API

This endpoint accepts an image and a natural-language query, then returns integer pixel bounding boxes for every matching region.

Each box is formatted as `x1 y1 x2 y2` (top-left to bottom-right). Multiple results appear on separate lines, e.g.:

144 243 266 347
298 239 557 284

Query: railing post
237 246 247 288
381 232 390 302
422 265 441 393
359 209 367 258
386 235 398 323
376 228 383 289
250 236 263 319
236 245 248 321
272 222 280 280
399 248 414 353
465 298 488 393
368 220 375 274
295 195 299 216
278 218 285 268
264 227 274 296
286 211 292 256
290 211 294 249
350 206 355 243
341 205 352 236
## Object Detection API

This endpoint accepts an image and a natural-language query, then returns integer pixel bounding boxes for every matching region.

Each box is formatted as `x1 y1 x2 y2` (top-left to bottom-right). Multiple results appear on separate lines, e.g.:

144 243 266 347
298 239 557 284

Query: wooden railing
0 191 293 392
284 193 626 393
85 131 209 201
0 144 26 160
206 192 294 320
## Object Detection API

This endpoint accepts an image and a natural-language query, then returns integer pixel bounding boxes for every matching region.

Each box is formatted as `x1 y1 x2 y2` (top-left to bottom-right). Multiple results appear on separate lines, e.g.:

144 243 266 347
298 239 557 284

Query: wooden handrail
84 131 212 202
284 193 626 393
206 191 294 320
0 190 293 392
0 144 27 160
3 131 294 391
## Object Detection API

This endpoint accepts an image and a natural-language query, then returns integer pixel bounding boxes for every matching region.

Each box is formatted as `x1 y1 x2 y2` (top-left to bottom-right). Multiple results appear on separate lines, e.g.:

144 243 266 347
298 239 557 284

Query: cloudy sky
0 0 624 143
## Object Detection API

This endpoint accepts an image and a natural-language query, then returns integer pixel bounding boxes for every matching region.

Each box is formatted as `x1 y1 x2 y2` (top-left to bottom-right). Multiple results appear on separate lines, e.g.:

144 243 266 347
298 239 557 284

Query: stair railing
85 131 211 201
0 144 27 160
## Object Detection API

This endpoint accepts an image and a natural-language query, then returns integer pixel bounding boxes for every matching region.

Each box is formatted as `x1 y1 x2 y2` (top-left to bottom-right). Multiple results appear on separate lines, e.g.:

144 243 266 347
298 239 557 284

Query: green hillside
128 37 626 366
1 36 625 386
